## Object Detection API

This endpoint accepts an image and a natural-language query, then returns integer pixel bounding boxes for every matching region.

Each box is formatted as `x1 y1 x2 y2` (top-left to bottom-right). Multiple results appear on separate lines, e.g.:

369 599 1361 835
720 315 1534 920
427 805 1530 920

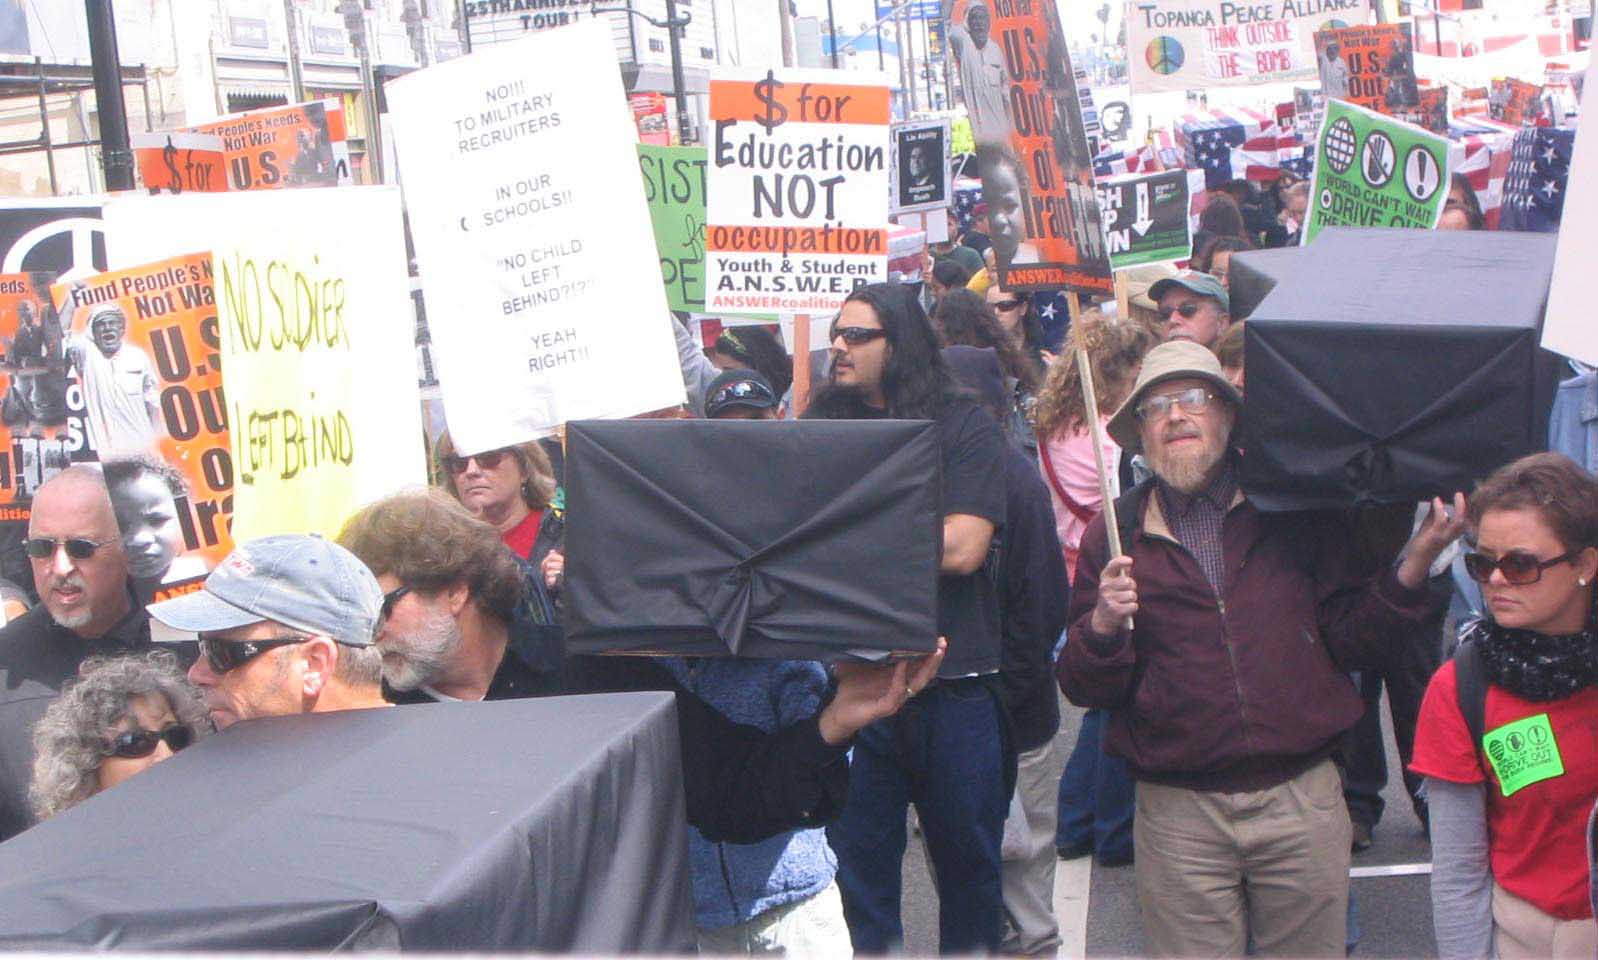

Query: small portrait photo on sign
892 121 949 212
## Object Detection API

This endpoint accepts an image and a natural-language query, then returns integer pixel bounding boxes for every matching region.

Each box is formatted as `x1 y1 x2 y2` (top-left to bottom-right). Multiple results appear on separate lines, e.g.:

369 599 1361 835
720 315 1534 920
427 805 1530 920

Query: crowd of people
0 157 1595 957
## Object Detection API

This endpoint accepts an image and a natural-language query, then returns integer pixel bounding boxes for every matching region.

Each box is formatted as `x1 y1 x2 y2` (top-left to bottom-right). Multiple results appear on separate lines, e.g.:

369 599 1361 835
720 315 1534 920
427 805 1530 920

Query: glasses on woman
442 450 507 475
22 537 114 560
992 299 1024 311
1462 549 1579 586
197 634 307 674
105 723 193 759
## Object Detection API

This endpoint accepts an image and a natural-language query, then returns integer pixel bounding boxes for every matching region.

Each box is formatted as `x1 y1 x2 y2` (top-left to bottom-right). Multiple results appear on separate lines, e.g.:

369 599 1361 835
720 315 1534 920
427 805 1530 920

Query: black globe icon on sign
1487 738 1506 762
1323 118 1357 174
1361 131 1396 188
1146 37 1185 76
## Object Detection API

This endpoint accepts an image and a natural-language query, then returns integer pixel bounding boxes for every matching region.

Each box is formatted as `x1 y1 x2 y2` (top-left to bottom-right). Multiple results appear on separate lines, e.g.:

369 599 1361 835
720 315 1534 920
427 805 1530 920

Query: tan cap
1107 340 1242 452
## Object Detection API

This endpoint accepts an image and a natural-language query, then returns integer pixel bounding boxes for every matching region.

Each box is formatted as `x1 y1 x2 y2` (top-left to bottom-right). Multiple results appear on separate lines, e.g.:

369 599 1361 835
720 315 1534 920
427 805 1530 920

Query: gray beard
381 607 463 692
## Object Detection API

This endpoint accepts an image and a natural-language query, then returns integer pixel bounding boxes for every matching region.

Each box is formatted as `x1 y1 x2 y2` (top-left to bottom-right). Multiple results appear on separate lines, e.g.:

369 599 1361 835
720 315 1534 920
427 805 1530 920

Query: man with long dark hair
815 283 1012 953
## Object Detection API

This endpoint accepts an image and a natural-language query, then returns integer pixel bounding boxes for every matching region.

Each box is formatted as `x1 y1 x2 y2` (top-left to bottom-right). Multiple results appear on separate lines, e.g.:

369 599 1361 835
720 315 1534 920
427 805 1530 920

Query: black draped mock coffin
1239 227 1563 512
563 419 942 660
0 694 694 952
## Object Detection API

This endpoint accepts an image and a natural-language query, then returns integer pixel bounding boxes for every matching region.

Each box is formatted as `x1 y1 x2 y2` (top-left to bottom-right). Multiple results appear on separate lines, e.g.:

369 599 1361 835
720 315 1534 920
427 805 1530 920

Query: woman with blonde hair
434 431 559 567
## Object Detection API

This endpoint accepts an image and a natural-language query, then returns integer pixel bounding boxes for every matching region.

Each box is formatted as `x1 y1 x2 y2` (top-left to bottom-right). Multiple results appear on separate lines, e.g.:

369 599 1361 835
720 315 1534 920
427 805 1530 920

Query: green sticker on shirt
1482 713 1564 798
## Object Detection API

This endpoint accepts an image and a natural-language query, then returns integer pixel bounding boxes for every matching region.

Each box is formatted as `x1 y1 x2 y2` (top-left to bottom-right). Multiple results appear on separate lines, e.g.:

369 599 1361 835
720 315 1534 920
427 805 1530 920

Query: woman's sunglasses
442 450 507 475
1462 549 1579 586
105 723 192 759
992 299 1025 311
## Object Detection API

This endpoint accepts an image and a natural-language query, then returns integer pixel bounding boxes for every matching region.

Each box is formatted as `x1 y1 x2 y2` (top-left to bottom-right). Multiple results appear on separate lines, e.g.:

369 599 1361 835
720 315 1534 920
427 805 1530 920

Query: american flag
1179 109 1282 188
1499 126 1575 233
952 176 983 236
1447 119 1518 229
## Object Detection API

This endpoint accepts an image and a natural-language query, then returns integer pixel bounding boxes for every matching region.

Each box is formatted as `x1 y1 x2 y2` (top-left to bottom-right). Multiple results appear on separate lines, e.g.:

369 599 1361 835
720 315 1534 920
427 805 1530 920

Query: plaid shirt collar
1158 461 1238 520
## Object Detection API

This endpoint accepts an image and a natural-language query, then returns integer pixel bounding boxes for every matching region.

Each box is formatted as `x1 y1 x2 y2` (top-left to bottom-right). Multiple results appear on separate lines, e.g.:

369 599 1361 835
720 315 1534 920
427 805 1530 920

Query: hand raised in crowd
1396 492 1469 589
816 638 947 747
1091 555 1138 636
541 549 564 590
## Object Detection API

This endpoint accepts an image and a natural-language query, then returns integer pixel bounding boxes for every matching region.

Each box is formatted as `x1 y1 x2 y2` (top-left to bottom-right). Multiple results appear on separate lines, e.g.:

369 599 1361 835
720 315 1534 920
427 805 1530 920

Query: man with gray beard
1057 341 1466 957
0 466 149 841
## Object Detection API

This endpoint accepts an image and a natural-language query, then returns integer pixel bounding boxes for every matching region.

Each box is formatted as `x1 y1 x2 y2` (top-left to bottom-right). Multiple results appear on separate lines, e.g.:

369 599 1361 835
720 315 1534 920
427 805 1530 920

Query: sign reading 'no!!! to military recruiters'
705 68 891 316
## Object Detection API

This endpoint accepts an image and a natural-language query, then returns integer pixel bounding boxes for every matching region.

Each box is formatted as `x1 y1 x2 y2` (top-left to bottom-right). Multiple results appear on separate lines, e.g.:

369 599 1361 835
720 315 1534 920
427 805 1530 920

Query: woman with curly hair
29 650 208 821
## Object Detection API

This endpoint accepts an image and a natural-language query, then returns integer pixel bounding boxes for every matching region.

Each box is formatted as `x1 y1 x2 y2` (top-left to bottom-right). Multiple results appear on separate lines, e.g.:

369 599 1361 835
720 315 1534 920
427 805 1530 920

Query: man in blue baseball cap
147 534 388 729
1149 270 1231 349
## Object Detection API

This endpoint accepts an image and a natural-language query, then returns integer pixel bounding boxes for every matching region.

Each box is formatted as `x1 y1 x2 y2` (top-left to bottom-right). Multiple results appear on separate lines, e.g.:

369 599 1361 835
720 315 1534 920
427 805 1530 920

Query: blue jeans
1055 708 1134 863
828 679 1007 955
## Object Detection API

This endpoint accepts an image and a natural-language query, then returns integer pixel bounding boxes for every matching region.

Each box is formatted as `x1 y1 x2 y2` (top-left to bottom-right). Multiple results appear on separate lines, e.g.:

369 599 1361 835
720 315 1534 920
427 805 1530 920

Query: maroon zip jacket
1057 480 1433 793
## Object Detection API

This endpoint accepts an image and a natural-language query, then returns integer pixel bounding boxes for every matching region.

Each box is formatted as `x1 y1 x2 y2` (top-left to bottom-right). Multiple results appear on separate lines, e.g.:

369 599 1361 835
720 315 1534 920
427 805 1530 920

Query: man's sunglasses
992 299 1025 311
1158 302 1204 321
708 378 776 409
830 326 887 346
442 450 507 475
105 723 192 759
198 634 306 674
23 537 114 560
379 585 411 629
1462 549 1579 586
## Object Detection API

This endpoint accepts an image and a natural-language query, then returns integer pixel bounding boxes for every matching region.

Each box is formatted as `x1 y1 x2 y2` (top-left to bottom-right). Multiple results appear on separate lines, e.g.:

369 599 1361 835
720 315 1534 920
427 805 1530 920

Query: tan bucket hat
1107 340 1242 452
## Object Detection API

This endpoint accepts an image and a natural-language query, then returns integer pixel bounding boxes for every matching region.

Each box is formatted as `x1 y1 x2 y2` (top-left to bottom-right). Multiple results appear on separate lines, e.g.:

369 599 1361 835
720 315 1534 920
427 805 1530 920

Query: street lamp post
590 2 695 143
826 0 840 67
85 0 135 190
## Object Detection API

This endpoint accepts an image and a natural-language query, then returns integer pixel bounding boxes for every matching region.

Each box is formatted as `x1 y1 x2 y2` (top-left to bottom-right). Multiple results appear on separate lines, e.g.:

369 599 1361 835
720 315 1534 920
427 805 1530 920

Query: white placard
385 21 685 454
1542 41 1598 367
705 68 891 316
101 187 428 540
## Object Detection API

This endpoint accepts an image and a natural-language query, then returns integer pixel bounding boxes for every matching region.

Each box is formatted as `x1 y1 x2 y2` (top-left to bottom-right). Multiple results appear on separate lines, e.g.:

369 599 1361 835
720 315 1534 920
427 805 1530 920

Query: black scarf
1468 601 1598 702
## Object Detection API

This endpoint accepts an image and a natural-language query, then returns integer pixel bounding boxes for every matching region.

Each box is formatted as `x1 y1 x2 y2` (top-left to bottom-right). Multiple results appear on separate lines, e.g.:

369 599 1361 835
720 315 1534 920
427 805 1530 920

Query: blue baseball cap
147 534 382 647
1149 270 1231 314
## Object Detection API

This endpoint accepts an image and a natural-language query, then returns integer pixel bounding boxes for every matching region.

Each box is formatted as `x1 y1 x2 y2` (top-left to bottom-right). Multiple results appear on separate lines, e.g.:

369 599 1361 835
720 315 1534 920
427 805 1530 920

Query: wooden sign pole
1068 291 1133 629
792 314 813 417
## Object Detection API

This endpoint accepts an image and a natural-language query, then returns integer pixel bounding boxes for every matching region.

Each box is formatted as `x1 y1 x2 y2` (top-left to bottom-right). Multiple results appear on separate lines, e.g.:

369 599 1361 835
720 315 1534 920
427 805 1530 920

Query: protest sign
48 253 232 591
1541 43 1598 366
1294 86 1325 142
132 131 227 194
1313 24 1420 116
638 145 707 312
1094 169 1192 268
946 0 1111 294
1093 85 1134 145
704 67 891 314
0 271 79 510
1302 99 1450 245
631 93 671 146
1128 0 1368 95
191 101 340 191
891 119 951 213
102 187 427 542
1490 77 1545 126
385 21 684 454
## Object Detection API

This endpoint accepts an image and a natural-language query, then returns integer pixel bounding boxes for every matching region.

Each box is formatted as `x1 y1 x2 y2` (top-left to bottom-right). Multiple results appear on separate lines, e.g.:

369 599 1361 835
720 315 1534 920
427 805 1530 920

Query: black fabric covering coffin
0 694 694 952
1240 228 1562 512
1228 244 1315 319
564 419 941 660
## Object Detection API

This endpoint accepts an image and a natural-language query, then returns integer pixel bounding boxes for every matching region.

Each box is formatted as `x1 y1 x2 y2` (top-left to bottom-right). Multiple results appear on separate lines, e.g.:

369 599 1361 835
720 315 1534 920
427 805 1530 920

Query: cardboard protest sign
1094 169 1192 268
1303 99 1449 246
946 0 1111 294
891 120 951 213
385 21 685 454
1540 43 1598 366
1313 24 1420 115
631 93 671 146
1411 87 1450 135
132 131 227 194
639 145 707 313
102 187 427 542
1490 77 1545 126
1128 0 1367 94
0 272 78 511
191 101 340 191
48 254 232 593
704 67 891 315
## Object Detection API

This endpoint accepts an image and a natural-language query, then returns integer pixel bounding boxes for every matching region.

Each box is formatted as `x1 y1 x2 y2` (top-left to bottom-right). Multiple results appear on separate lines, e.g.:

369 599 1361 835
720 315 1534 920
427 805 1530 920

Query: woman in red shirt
434 431 558 564
1412 453 1598 958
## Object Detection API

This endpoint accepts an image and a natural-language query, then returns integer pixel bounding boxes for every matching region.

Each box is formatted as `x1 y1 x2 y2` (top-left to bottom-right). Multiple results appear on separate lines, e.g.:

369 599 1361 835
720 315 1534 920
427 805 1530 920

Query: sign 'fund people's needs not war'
103 187 427 542
386 21 684 452
705 68 891 315
1128 0 1370 95
1303 98 1450 245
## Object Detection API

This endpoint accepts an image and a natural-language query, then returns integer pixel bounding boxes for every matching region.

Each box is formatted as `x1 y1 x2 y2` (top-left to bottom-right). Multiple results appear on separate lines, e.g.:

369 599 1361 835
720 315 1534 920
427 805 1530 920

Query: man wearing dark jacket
0 467 150 841
338 488 943 845
1057 341 1464 957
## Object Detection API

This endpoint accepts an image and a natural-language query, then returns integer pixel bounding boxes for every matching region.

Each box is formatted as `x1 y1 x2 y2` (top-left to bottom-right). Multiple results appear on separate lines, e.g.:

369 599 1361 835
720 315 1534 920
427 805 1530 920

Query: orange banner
710 80 892 127
192 101 340 191
134 131 229 194
706 224 887 255
49 254 233 588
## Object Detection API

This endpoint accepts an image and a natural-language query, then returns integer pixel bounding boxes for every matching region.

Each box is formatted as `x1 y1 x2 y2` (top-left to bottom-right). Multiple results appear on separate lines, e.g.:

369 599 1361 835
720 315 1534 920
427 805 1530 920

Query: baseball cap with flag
147 534 383 647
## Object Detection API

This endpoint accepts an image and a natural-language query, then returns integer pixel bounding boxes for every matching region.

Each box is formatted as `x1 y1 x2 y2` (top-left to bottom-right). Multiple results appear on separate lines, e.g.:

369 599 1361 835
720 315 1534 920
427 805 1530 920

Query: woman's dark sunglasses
1462 549 1579 586
23 537 114 560
1158 302 1203 321
830 326 887 346
106 723 192 759
442 450 507 475
198 634 306 674
992 299 1025 311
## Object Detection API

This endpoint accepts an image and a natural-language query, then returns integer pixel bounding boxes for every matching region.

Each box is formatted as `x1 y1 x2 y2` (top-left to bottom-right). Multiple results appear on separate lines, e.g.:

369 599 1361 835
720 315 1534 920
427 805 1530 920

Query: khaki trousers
697 880 853 957
1134 758 1351 958
1000 738 1062 956
1493 882 1598 959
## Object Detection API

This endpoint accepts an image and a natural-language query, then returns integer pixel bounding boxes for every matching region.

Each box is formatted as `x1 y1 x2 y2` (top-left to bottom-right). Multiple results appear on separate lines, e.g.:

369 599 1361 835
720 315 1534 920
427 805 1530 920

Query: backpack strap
1038 447 1098 525
1452 635 1489 760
